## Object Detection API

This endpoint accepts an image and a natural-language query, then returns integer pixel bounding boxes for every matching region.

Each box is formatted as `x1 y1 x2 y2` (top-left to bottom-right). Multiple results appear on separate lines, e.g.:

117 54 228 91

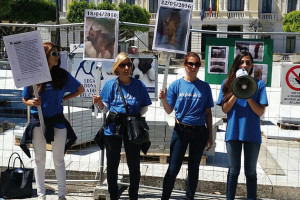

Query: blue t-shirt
22 72 81 128
167 78 214 126
217 79 268 143
100 77 152 135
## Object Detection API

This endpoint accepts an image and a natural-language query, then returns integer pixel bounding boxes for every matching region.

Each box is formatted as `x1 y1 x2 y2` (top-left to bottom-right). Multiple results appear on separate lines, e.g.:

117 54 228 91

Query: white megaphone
231 69 258 99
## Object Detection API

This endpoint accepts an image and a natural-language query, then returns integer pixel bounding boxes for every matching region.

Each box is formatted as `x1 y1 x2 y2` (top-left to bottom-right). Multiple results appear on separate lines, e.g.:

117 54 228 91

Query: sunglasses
240 60 251 65
185 62 201 68
118 63 132 68
50 51 60 57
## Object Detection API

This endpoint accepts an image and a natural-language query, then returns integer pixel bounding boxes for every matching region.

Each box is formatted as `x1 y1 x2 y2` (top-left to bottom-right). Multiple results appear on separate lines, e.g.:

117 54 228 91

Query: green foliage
0 0 12 17
118 3 150 32
96 0 117 10
67 0 95 23
282 10 300 32
0 0 56 23
67 1 150 32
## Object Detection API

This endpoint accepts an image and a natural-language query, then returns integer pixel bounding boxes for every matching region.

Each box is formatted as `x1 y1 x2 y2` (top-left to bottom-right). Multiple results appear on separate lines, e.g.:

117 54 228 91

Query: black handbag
117 78 150 145
0 152 33 199
126 116 150 145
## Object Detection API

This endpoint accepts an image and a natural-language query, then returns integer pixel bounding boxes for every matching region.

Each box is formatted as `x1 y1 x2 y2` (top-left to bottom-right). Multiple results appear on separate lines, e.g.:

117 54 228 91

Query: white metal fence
0 22 300 199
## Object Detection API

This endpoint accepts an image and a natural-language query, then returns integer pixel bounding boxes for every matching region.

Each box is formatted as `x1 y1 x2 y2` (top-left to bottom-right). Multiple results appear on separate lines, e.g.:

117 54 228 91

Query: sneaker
38 194 46 200
58 197 66 200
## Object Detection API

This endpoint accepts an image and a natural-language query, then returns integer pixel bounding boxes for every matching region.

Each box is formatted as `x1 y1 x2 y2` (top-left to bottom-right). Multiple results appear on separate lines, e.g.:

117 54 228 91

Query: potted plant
289 52 300 64
273 53 283 62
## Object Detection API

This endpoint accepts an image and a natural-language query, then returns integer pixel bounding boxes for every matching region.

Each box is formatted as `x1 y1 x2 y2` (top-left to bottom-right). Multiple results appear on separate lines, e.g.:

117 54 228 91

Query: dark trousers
104 135 141 200
226 140 261 200
162 123 209 200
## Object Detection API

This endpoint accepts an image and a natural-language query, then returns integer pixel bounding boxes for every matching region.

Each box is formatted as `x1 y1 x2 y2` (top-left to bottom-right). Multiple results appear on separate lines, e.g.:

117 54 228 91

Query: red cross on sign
286 65 300 91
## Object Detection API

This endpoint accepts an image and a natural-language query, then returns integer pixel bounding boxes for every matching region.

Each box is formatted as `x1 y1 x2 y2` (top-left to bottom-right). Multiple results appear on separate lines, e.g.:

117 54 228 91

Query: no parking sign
281 64 300 105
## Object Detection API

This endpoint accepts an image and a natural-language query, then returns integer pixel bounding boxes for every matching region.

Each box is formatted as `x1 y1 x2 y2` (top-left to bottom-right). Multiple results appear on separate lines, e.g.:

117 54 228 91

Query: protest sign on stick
3 31 51 136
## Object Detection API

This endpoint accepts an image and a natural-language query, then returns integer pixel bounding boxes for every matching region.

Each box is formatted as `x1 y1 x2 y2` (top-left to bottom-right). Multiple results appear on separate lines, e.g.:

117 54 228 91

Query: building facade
52 0 299 55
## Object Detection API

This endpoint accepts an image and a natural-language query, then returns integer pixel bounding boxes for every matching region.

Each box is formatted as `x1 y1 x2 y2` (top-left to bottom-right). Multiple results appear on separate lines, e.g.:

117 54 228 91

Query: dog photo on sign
84 17 116 60
131 58 155 82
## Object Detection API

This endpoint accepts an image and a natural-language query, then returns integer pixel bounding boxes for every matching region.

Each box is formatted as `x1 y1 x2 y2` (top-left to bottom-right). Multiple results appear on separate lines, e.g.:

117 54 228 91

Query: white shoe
38 194 46 200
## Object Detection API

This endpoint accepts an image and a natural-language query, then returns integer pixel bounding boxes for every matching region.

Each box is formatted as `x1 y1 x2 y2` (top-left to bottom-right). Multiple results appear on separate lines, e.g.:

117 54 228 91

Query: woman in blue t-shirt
21 42 84 200
93 52 152 200
217 52 268 200
159 52 214 200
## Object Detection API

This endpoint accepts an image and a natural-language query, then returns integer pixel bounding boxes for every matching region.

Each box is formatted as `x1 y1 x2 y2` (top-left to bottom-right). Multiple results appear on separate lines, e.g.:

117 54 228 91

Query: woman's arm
159 88 174 114
140 106 148 116
63 84 85 101
221 94 237 114
247 98 266 117
205 108 213 151
22 97 41 107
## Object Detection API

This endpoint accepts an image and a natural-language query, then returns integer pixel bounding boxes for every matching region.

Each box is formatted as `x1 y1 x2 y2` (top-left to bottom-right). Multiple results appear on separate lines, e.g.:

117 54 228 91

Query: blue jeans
162 123 208 200
226 140 261 200
104 135 141 200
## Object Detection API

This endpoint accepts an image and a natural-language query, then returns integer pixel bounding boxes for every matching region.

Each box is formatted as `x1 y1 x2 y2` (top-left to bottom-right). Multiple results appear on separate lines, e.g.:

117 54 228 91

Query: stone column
198 0 202 11
63 0 66 12
244 0 249 11
272 0 276 13
224 0 228 11
191 23 202 54
193 0 197 11
217 24 228 38
219 0 223 11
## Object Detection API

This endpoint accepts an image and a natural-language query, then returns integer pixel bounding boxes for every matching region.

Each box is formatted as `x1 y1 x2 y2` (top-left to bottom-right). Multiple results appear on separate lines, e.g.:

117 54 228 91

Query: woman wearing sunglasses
217 52 268 200
21 42 85 200
93 52 151 200
159 52 213 200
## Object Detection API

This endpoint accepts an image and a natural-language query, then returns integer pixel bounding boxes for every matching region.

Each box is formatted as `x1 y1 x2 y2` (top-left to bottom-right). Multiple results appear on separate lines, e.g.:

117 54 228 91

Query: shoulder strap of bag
117 78 129 115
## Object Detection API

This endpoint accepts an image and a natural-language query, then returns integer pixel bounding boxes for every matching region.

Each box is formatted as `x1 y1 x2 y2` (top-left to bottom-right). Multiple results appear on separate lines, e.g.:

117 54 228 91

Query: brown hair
222 51 254 102
36 42 66 93
112 52 132 75
183 52 201 66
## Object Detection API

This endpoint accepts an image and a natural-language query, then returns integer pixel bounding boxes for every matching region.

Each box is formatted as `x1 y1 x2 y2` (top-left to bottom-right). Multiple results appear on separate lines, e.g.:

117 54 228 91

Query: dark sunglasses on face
50 51 60 57
240 60 251 65
185 62 201 68
118 62 132 68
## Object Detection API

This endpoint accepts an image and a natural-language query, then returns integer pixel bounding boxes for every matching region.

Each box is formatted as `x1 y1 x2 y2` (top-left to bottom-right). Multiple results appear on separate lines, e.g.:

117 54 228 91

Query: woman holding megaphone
217 52 268 200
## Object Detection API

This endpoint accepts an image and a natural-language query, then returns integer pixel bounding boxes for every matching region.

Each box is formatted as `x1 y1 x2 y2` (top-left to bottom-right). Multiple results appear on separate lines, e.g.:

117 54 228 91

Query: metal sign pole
94 62 102 117
32 84 45 140
161 53 171 106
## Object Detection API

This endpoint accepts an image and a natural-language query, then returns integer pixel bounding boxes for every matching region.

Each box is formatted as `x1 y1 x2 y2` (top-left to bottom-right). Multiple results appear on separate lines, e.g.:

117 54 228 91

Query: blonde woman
93 52 151 200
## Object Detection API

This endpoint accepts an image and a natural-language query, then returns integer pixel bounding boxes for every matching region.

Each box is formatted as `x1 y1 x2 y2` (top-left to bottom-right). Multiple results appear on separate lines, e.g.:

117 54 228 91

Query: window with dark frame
286 36 296 53
149 0 158 13
262 0 272 13
287 0 297 13
228 0 244 11
126 0 135 5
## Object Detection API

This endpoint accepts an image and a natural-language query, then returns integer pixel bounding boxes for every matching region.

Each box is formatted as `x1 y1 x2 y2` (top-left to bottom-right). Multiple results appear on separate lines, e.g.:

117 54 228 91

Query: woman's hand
159 88 167 100
31 97 41 106
205 137 213 151
159 88 173 114
93 95 104 110
22 97 41 107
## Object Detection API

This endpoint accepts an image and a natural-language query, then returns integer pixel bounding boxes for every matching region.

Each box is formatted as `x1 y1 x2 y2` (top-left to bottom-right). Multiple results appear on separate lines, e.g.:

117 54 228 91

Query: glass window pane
262 0 272 13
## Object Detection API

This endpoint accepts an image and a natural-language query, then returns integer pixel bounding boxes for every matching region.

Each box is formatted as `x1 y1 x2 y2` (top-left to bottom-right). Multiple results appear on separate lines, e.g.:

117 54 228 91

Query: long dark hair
222 52 254 102
36 42 67 93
